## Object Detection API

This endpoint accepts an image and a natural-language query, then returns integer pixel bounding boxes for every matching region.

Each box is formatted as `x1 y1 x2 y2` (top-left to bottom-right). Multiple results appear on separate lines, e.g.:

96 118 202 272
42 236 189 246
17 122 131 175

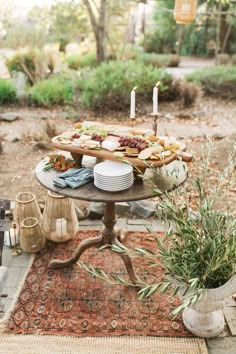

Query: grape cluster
118 136 149 151
71 133 80 139
91 134 105 143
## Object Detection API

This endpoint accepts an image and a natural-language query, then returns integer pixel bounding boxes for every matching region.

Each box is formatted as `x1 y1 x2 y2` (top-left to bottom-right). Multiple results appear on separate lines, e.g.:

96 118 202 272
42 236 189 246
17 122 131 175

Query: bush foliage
186 65 236 98
66 51 96 70
6 49 47 85
0 79 16 104
137 53 180 68
77 60 173 110
31 75 75 106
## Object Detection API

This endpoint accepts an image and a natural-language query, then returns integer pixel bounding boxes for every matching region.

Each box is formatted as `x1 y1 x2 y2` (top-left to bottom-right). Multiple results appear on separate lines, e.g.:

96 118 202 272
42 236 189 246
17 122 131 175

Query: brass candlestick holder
151 113 160 136
131 118 136 128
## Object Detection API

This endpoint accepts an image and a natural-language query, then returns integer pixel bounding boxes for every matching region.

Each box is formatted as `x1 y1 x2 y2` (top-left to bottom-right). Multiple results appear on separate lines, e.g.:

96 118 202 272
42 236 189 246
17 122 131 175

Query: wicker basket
174 0 198 24
41 191 78 243
20 217 45 253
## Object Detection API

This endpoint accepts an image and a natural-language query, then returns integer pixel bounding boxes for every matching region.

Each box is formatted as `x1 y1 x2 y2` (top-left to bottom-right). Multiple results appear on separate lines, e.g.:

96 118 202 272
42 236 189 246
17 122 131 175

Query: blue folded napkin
53 168 94 189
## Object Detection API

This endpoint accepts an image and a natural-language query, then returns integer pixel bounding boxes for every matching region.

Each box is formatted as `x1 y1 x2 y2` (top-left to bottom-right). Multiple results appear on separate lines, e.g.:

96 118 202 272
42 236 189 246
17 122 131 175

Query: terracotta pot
41 191 78 243
20 217 45 253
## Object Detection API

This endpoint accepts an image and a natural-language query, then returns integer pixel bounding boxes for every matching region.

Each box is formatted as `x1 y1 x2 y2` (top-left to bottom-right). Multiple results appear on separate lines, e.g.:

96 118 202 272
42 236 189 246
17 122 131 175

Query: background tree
30 1 90 52
50 1 89 51
82 0 146 63
82 0 107 64
0 0 16 44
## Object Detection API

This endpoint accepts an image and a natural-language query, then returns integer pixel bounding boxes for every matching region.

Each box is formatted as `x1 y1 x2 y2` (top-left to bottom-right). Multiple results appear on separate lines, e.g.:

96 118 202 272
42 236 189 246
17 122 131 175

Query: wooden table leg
49 234 103 268
70 153 83 167
49 201 140 285
102 202 140 285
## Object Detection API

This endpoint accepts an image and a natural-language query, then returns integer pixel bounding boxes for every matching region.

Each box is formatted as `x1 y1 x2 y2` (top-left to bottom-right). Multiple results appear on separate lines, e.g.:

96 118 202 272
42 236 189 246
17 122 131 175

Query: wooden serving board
52 137 177 169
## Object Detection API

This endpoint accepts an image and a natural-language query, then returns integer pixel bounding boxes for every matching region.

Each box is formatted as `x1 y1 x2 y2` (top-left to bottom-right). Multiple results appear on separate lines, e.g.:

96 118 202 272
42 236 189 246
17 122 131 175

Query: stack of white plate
94 161 134 192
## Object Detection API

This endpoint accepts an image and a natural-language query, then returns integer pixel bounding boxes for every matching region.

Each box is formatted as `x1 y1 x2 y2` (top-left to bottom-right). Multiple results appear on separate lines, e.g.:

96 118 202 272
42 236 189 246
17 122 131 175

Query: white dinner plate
94 180 134 189
94 182 133 192
94 161 133 177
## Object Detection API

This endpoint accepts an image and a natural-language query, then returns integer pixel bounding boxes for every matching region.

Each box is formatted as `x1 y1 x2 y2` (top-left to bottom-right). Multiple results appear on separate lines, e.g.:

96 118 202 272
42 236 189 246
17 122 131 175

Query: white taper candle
152 81 160 115
130 87 137 119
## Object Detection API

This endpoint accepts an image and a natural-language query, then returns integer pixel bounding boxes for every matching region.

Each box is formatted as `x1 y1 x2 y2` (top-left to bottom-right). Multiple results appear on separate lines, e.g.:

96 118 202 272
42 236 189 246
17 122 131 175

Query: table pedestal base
49 201 140 284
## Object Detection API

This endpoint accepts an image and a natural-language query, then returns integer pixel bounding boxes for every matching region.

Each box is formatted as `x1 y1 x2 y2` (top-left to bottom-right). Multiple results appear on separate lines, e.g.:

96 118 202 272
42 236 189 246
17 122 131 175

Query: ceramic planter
182 275 236 338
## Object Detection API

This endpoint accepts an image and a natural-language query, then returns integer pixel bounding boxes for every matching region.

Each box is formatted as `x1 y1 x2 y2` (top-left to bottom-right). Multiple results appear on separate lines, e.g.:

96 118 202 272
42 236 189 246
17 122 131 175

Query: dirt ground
0 96 235 215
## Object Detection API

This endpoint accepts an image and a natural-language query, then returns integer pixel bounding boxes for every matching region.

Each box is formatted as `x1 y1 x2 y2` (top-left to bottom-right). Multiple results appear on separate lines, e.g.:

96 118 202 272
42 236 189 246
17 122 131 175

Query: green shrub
76 60 173 110
66 51 96 70
217 54 230 65
120 45 143 60
137 53 168 67
186 65 236 98
137 53 180 68
0 79 16 104
6 48 47 85
231 54 236 65
31 75 75 106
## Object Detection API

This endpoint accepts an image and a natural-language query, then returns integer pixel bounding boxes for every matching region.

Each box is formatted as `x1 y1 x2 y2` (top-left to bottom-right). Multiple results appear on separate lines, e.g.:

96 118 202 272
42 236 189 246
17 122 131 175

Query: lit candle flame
133 86 137 91
156 81 160 87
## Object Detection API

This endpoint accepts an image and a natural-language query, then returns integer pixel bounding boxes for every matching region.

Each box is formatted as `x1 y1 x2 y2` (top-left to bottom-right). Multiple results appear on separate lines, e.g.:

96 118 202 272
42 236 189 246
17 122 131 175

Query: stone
212 132 227 140
128 200 157 218
176 112 193 119
11 137 20 143
164 113 175 120
115 202 130 216
0 139 3 154
75 205 87 220
0 113 19 122
207 337 236 354
193 110 207 118
87 202 104 219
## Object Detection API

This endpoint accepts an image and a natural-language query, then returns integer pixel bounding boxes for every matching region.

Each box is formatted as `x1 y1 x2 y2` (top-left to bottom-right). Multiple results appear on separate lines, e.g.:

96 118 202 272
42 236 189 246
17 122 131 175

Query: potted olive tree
78 141 236 338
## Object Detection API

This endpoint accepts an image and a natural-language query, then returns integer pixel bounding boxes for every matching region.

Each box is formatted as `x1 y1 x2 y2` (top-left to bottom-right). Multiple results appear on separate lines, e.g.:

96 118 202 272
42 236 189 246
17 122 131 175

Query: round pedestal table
35 159 187 285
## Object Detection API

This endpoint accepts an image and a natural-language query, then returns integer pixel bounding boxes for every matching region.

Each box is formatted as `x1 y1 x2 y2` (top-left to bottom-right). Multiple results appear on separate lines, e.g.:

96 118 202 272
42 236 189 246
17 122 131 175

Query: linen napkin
53 168 94 189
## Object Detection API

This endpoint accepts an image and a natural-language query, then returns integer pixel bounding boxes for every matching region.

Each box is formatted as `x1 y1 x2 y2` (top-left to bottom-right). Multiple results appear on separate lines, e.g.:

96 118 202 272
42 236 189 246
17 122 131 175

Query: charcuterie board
52 121 188 169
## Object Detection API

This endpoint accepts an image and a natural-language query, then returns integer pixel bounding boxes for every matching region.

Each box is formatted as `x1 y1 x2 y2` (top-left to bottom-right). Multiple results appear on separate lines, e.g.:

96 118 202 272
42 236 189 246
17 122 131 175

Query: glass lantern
4 222 20 248
174 0 198 24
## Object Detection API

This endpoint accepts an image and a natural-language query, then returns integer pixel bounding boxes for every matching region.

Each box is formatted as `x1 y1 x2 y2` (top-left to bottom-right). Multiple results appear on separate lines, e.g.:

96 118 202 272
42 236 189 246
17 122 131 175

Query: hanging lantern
174 0 198 24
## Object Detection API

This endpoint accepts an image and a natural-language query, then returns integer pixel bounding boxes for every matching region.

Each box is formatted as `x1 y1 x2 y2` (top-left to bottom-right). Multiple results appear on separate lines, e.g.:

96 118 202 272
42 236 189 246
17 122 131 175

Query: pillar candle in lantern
130 87 137 119
56 218 67 236
152 81 160 115
4 223 19 248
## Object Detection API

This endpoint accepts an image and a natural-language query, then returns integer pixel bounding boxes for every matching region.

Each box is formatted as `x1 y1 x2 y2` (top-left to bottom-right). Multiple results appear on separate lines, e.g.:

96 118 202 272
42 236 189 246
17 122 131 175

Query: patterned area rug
3 231 192 338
